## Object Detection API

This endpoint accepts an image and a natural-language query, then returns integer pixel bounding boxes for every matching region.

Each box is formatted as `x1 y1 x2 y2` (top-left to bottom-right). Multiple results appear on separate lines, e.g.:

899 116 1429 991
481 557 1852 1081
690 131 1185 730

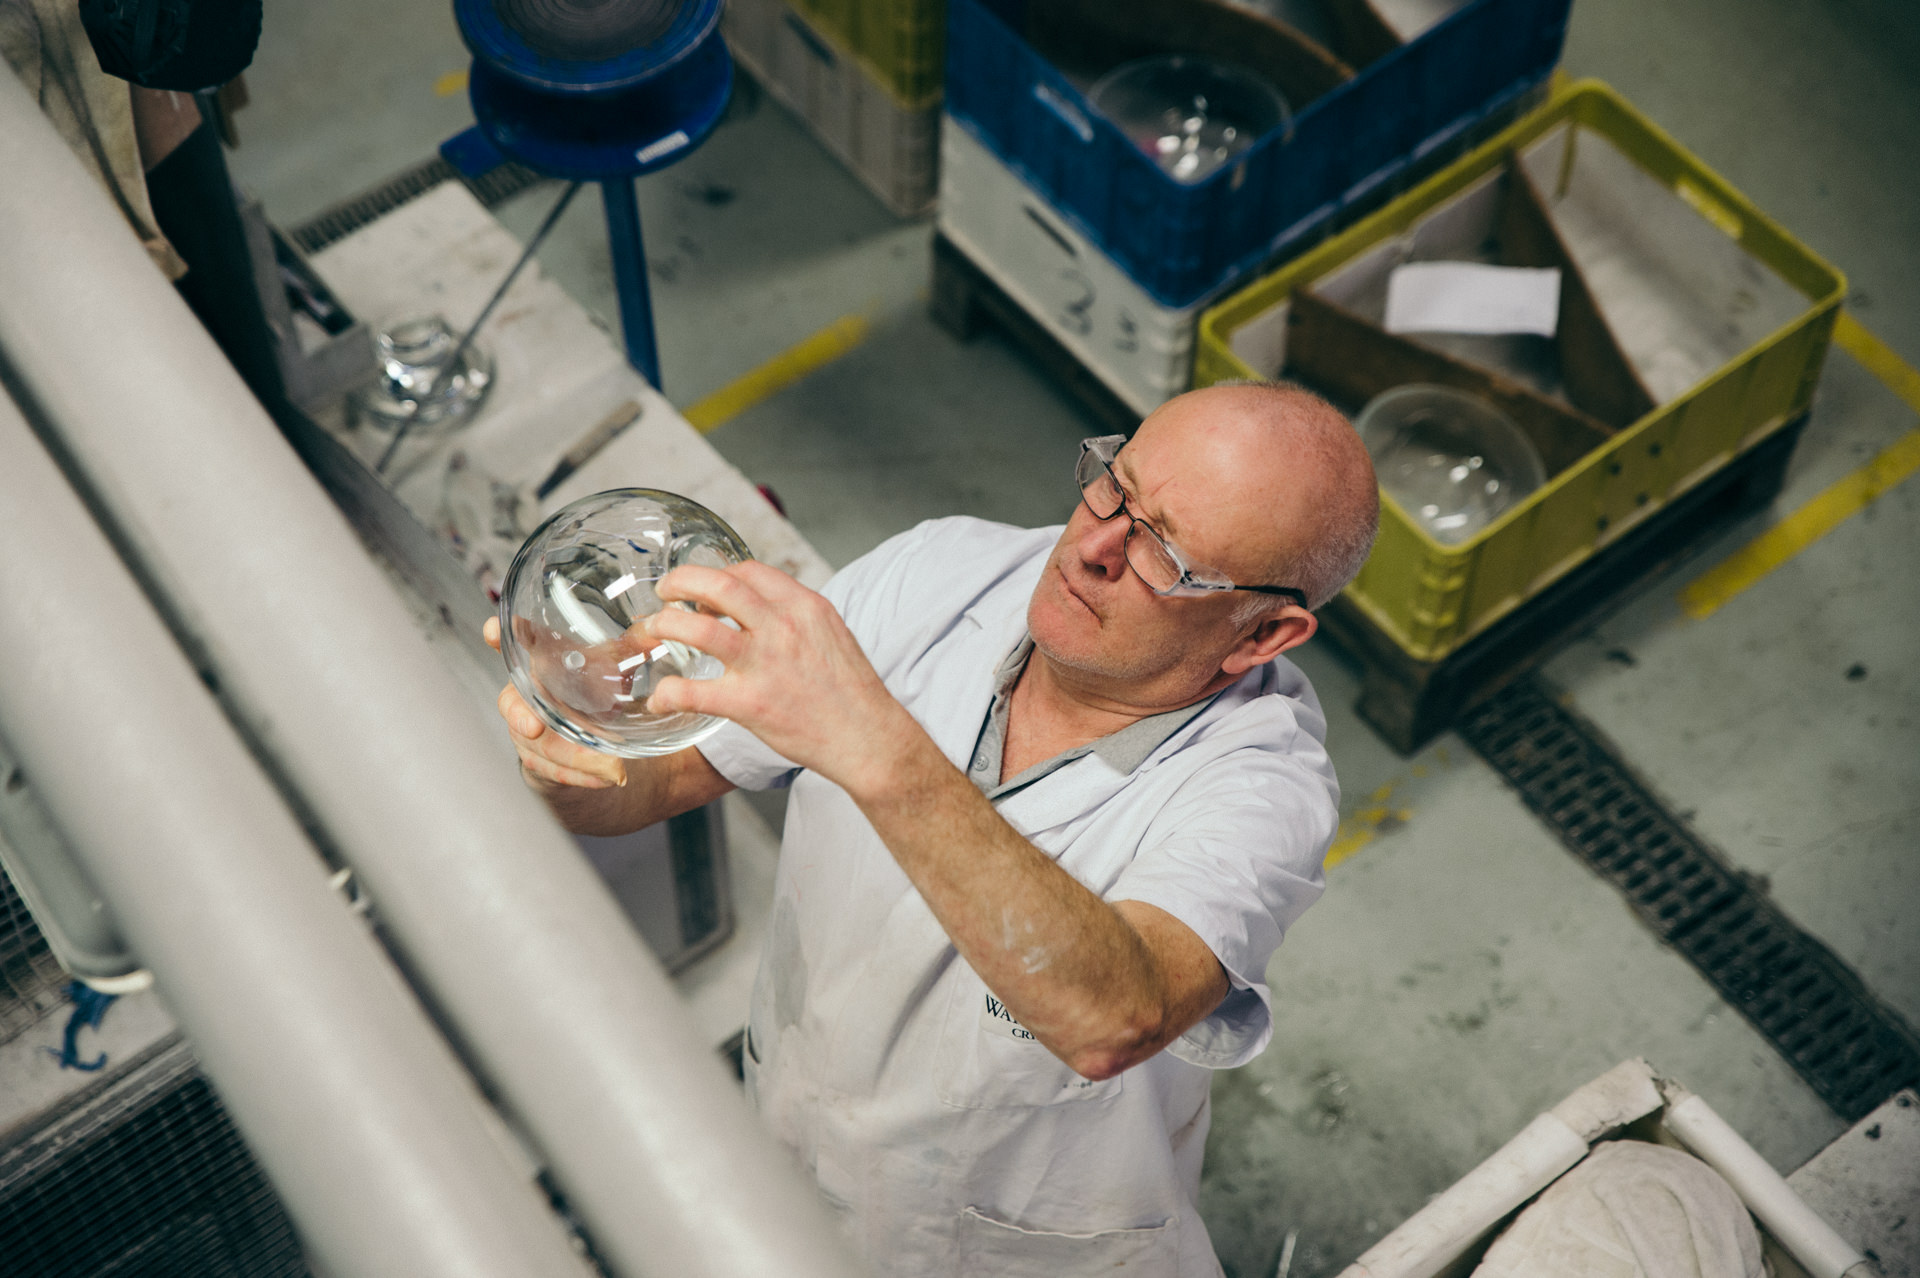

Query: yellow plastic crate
1195 80 1845 663
724 0 939 215
789 0 944 106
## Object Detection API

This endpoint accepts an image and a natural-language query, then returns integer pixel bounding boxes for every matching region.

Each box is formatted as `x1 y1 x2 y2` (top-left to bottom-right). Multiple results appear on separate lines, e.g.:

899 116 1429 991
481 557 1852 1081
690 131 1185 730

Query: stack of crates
724 0 944 215
1193 80 1845 744
935 0 1573 419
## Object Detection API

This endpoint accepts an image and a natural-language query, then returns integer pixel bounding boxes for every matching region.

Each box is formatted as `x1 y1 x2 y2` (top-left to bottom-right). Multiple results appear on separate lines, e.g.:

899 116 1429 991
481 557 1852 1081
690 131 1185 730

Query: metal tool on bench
451 0 733 391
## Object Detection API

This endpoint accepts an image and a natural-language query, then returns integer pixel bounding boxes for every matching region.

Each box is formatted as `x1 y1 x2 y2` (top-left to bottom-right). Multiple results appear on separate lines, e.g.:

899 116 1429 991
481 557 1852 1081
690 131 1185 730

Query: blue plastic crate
944 0 1572 308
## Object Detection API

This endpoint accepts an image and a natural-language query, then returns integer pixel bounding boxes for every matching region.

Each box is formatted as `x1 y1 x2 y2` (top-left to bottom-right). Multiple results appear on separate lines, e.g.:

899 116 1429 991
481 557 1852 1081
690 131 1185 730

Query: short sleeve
696 719 799 791
1107 731 1337 1069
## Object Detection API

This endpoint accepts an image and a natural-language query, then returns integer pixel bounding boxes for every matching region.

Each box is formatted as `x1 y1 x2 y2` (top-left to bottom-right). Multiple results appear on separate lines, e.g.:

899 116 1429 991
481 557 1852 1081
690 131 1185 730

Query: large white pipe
0 62 856 1278
0 389 593 1278
1661 1088 1870 1278
1339 1112 1590 1278
1337 1059 1666 1278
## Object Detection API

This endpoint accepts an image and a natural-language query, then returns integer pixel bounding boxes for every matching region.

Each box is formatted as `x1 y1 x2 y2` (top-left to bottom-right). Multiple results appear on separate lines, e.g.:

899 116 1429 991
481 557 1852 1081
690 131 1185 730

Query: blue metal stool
452 0 733 390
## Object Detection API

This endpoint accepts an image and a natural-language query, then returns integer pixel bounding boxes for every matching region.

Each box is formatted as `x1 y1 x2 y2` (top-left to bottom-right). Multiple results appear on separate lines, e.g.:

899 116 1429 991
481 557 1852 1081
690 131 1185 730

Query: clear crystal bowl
352 315 494 433
499 489 752 757
1089 55 1288 185
1355 385 1547 546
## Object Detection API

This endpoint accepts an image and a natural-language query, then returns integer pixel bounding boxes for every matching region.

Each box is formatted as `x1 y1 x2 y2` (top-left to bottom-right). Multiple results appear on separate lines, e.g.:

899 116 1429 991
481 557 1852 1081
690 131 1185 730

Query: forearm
846 718 1197 1078
529 746 733 837
627 560 1220 1074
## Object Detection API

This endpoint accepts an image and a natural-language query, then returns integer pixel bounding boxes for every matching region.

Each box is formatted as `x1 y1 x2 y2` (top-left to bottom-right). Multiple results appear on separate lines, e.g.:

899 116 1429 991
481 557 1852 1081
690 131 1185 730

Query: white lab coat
699 517 1339 1278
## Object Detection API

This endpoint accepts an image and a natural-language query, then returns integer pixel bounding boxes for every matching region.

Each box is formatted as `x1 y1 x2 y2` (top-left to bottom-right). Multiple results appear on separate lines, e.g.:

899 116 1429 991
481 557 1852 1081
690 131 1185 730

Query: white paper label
635 130 690 165
1384 262 1562 338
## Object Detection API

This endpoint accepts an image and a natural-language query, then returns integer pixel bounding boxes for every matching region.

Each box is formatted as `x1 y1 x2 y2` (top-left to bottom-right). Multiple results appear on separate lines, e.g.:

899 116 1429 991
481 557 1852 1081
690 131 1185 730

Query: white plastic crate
724 0 938 217
936 116 1213 420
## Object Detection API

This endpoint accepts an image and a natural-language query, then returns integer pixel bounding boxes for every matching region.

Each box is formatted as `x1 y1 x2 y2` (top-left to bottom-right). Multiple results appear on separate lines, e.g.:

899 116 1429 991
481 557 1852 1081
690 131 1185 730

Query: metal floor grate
0 869 64 1046
286 157 551 256
0 1038 309 1277
1461 677 1920 1122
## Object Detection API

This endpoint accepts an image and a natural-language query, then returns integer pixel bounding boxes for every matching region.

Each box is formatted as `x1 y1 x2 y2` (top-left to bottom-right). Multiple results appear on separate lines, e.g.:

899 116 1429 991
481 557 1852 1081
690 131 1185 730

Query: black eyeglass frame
1075 435 1309 608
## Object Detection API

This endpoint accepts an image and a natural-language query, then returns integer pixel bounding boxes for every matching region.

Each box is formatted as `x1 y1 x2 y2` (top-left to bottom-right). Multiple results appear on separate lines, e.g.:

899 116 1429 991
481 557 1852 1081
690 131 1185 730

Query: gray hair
1210 378 1380 616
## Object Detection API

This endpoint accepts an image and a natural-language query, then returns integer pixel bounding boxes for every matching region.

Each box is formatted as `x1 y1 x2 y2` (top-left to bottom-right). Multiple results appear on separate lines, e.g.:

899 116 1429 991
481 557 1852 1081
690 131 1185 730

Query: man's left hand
642 561 917 797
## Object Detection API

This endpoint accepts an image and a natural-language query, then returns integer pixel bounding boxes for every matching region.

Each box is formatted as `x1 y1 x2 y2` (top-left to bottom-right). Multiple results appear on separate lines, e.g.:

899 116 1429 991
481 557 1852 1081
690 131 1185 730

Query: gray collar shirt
965 635 1215 802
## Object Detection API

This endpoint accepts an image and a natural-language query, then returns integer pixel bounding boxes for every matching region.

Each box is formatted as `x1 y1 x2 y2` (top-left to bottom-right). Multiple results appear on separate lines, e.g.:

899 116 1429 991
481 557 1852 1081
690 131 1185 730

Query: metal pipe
1340 1113 1590 1278
1662 1088 1868 1278
0 389 594 1278
0 62 857 1278
0 726 139 984
602 176 663 388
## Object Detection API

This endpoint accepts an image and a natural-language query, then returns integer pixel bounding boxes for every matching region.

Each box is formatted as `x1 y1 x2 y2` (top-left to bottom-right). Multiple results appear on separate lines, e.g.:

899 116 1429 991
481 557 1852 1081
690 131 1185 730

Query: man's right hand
484 616 625 791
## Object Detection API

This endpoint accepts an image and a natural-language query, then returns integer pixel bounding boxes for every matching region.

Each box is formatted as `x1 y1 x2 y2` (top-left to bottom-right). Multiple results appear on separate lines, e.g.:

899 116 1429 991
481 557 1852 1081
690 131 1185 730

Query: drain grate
462 160 551 211
286 157 552 256
0 1038 308 1277
1460 676 1920 1122
0 869 64 1046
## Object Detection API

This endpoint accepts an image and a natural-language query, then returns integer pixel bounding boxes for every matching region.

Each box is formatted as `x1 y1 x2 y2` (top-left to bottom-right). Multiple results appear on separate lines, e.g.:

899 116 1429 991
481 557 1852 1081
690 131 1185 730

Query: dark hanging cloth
143 112 286 407
79 0 261 92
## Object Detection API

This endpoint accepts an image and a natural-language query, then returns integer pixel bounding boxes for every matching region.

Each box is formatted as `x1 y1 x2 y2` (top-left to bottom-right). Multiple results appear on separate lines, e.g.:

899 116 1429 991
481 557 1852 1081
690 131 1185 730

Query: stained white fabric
1473 1141 1766 1278
0 0 185 278
698 517 1340 1277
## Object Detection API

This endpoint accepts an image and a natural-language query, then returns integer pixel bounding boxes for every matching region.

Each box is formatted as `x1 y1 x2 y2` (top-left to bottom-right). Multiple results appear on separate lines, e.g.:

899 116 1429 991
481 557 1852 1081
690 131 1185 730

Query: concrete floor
226 2 1919 1275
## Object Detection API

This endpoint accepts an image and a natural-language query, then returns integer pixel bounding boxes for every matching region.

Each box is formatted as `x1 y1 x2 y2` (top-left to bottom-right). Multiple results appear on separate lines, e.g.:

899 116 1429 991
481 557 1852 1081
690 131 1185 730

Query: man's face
1027 401 1282 689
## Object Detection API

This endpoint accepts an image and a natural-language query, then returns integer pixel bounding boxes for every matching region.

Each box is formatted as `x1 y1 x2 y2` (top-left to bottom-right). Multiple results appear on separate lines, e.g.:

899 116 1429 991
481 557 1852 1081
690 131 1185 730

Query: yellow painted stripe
434 70 469 97
1679 314 1920 620
1680 428 1920 619
681 314 871 433
1324 782 1411 870
1323 826 1373 870
1836 310 1920 413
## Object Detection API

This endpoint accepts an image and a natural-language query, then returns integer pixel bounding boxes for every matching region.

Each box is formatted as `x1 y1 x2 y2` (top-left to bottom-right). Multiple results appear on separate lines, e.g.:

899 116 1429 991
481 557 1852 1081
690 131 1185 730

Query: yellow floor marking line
1326 749 1453 870
682 313 871 433
434 70 470 97
1837 309 1920 413
1325 781 1413 870
1678 313 1920 620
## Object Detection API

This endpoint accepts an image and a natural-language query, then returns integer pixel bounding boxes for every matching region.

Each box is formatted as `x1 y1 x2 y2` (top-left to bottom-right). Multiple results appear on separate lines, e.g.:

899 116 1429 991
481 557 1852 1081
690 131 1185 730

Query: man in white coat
487 381 1379 1276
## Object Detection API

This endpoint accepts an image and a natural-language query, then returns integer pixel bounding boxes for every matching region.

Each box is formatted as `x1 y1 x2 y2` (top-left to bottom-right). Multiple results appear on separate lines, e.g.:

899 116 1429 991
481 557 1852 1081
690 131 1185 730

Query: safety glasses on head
1075 436 1307 606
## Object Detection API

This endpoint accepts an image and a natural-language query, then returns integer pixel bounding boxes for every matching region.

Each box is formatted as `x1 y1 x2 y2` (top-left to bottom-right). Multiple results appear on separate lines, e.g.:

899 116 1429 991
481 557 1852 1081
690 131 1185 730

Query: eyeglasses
1075 435 1307 606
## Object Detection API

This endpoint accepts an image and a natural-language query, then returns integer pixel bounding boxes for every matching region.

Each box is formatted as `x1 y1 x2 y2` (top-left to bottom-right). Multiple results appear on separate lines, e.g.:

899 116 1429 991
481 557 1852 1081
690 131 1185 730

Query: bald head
1131 381 1377 609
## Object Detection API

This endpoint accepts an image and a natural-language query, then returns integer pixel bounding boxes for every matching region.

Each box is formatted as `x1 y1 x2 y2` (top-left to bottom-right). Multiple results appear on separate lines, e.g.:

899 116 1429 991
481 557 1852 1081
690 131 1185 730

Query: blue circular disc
469 29 733 180
455 0 723 95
